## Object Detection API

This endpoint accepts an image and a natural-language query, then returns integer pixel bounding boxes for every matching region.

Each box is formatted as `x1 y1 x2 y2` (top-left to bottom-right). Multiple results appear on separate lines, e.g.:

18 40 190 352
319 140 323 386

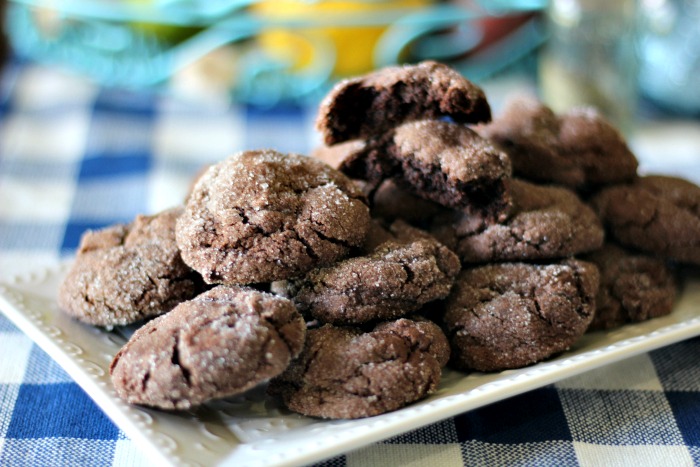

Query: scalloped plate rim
0 263 699 467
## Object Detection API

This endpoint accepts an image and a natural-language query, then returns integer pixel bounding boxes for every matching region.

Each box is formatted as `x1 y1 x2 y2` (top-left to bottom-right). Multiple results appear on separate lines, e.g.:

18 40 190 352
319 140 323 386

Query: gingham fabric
1 60 700 467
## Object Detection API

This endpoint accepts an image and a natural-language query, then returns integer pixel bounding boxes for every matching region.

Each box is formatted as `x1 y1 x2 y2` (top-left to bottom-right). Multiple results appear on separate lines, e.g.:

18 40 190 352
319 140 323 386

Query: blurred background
1 0 545 105
1 0 698 121
0 0 698 170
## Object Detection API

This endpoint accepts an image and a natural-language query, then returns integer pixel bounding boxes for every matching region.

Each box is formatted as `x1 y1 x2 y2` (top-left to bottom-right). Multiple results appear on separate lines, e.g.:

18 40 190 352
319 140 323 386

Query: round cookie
58 207 203 328
431 179 604 263
268 317 449 419
110 286 306 410
176 150 371 285
387 119 512 218
591 175 700 265
584 243 677 331
443 260 599 372
316 120 513 221
280 220 461 325
316 60 491 145
477 97 638 192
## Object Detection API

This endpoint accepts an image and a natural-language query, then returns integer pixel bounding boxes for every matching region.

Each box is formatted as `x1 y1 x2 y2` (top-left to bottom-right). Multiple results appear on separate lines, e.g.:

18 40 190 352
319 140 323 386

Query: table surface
1 60 700 467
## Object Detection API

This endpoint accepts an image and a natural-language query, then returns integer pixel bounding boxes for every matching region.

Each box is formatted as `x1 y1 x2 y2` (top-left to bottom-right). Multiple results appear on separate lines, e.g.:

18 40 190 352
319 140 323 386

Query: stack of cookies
477 98 691 333
312 62 606 374
58 61 700 420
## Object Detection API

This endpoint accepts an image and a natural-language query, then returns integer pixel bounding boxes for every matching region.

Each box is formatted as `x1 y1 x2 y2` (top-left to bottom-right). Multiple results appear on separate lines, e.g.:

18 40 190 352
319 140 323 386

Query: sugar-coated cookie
268 317 449 419
317 60 491 145
388 120 512 218
431 179 604 263
443 260 599 372
110 286 306 410
314 120 513 220
478 98 638 192
584 243 677 331
58 207 203 327
591 175 700 265
278 220 460 325
176 150 371 285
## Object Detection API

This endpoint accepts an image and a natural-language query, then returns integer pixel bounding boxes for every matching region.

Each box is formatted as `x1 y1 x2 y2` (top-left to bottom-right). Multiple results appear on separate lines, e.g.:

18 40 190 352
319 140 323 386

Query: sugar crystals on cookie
58 207 204 328
110 286 306 410
176 149 372 285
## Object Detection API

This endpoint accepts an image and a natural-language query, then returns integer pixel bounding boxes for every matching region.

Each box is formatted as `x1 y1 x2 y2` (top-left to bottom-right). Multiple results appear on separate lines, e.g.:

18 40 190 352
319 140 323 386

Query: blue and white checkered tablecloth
2 60 700 467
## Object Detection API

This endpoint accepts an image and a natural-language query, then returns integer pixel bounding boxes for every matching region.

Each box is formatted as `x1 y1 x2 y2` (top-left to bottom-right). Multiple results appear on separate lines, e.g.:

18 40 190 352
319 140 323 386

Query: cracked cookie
314 120 513 220
276 220 460 325
176 149 371 285
268 317 449 419
312 141 447 227
477 98 638 192
431 179 604 264
583 243 677 331
58 207 203 328
110 285 306 410
316 60 491 145
443 260 599 372
591 175 700 265
389 120 512 218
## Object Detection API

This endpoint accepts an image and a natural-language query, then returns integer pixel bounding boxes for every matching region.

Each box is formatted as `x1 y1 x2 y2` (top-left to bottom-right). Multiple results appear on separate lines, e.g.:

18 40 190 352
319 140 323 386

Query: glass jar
539 0 639 133
638 0 700 115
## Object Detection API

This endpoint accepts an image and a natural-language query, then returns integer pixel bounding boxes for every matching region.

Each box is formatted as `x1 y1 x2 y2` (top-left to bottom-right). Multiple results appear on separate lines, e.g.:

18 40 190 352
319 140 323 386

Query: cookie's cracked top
176 150 371 285
477 98 638 192
443 260 599 372
431 179 604 263
268 317 449 419
58 207 203 327
316 60 491 145
591 175 700 265
110 285 306 410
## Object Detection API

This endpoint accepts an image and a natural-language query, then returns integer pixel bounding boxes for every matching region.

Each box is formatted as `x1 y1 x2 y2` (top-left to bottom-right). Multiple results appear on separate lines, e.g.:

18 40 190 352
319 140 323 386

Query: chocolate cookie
110 286 306 410
316 60 491 145
477 98 638 192
583 243 677 331
443 260 599 372
315 120 513 220
58 207 203 328
431 179 604 263
278 220 460 325
268 317 449 419
591 175 700 265
176 150 371 285
389 120 512 216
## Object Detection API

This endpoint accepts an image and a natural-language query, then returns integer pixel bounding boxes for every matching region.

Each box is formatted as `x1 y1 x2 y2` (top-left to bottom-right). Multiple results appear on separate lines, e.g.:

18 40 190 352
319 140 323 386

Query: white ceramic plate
1 264 700 467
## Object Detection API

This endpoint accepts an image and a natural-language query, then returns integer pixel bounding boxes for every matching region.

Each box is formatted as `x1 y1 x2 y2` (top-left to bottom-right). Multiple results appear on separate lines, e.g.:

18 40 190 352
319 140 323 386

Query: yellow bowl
253 0 432 77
